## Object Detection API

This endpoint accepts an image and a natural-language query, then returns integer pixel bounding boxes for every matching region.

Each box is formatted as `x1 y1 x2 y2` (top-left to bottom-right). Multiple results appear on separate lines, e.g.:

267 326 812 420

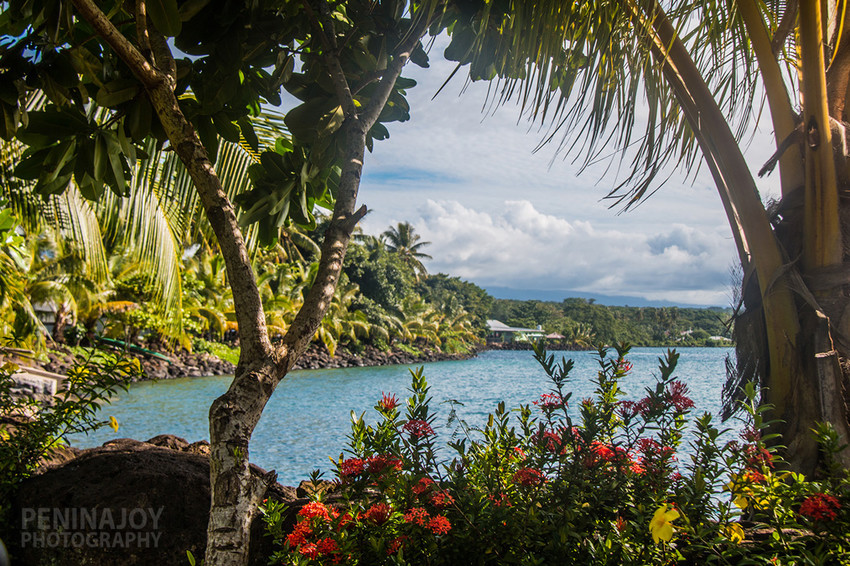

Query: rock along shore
27 342 479 383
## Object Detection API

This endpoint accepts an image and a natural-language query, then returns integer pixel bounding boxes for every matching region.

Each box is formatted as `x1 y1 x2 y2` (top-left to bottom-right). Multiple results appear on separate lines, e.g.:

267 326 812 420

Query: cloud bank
409 200 735 306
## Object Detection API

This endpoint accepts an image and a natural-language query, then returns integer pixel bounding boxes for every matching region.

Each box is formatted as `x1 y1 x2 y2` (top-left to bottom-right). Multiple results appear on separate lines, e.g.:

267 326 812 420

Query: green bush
0 352 141 527
263 345 849 565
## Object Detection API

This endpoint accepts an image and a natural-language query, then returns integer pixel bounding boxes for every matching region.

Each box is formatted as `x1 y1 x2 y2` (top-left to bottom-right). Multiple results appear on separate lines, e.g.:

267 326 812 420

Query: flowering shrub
264 345 850 565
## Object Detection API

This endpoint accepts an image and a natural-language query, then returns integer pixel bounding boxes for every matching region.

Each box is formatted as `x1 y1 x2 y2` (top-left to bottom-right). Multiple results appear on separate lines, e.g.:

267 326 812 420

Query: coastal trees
450 1 850 470
0 1 445 563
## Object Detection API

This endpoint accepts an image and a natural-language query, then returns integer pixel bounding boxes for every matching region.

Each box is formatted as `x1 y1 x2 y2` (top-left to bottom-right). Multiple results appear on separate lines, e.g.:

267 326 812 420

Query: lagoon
71 347 738 486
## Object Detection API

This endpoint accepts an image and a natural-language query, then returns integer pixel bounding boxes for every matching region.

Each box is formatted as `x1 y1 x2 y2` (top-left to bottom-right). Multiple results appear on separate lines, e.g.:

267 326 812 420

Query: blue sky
352 37 781 307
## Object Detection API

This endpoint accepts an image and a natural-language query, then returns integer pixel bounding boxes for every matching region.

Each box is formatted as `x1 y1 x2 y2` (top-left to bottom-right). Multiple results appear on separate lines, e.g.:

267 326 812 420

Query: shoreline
5 342 480 384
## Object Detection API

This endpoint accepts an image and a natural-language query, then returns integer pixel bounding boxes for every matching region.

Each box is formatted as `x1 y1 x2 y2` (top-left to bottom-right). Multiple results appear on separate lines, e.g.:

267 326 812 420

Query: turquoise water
70 347 737 486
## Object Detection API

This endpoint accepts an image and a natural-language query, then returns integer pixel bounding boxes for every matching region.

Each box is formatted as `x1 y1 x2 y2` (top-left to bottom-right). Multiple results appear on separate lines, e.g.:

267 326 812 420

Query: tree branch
134 0 152 59
300 0 358 118
70 0 161 88
360 13 432 128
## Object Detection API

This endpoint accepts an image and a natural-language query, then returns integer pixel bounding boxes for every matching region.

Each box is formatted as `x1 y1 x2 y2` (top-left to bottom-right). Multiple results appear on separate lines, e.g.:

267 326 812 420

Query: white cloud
403 200 735 305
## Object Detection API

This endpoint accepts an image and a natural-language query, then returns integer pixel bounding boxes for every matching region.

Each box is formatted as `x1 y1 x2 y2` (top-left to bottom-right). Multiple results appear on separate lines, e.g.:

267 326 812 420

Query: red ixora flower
403 419 435 439
379 392 399 411
366 454 403 474
387 535 409 555
298 501 333 521
286 521 313 547
534 393 566 411
364 502 393 525
667 381 695 412
412 477 435 495
618 360 634 374
427 515 452 534
339 457 365 477
316 537 340 556
513 467 546 487
430 490 455 509
800 493 841 521
403 507 430 526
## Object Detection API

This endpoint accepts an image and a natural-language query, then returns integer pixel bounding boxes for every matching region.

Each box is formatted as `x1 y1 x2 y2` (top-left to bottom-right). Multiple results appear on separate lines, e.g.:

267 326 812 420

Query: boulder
9 436 297 566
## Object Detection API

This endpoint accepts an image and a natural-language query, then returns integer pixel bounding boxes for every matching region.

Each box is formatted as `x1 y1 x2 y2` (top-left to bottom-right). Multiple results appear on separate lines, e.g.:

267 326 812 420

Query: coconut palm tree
452 0 850 470
382 222 432 281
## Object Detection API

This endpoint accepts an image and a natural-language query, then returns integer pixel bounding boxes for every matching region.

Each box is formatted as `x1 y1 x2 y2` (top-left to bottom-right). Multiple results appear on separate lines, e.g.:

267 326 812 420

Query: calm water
71 347 737 486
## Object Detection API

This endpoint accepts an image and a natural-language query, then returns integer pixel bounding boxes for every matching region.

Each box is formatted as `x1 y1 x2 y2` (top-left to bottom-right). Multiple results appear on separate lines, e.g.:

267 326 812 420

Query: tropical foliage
263 347 850 565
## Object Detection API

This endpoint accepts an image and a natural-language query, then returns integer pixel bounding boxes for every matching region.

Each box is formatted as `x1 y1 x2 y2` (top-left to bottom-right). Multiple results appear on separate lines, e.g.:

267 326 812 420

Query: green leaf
0 78 19 105
14 148 52 180
260 151 289 180
92 133 108 182
410 43 429 68
212 112 240 143
178 0 210 21
95 79 140 107
195 116 219 163
237 117 259 152
0 102 20 141
147 0 182 37
125 96 153 141
21 107 89 139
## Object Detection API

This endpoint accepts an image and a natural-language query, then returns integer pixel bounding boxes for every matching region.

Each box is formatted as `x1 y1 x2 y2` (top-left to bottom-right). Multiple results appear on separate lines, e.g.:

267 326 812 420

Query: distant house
486 320 546 343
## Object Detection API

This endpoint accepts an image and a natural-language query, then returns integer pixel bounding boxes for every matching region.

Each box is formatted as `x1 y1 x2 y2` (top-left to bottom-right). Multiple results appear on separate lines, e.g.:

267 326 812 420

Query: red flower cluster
387 535 408 555
286 521 313 547
534 392 566 411
403 419 435 439
488 492 512 507
617 360 634 374
364 502 393 525
800 493 841 521
379 392 399 411
582 441 629 469
403 507 430 526
412 477 435 495
428 515 452 534
339 457 365 477
402 507 451 533
537 430 564 454
618 400 640 419
667 381 695 412
287 502 344 562
299 501 333 521
366 454 403 474
430 490 455 509
513 467 546 486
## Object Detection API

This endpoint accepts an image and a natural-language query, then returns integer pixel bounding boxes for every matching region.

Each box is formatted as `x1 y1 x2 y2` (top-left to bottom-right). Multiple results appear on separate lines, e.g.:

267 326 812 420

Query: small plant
263 345 850 565
0 350 142 527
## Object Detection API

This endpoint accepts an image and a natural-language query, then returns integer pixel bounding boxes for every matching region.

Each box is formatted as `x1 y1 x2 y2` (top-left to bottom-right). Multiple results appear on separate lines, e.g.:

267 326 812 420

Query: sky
352 37 781 308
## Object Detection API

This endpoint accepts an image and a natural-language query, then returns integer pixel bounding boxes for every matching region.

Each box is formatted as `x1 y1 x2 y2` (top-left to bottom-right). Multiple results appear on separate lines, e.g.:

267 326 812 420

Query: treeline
0 203 489 358
490 298 733 347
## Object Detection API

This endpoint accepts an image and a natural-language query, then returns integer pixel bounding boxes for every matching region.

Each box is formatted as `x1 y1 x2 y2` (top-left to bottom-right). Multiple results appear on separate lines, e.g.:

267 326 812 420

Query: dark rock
9 438 296 566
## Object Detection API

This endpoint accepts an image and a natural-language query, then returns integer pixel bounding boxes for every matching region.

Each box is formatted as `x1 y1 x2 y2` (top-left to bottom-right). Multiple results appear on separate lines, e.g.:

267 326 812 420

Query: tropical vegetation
263 346 850 565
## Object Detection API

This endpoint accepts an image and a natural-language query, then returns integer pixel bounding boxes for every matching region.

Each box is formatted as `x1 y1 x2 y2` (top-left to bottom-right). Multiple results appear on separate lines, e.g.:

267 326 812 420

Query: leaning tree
0 0 462 563
444 0 850 471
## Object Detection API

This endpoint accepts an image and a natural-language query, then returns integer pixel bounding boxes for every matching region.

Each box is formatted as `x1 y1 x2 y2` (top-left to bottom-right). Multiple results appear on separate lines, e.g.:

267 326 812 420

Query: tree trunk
643 0 850 471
